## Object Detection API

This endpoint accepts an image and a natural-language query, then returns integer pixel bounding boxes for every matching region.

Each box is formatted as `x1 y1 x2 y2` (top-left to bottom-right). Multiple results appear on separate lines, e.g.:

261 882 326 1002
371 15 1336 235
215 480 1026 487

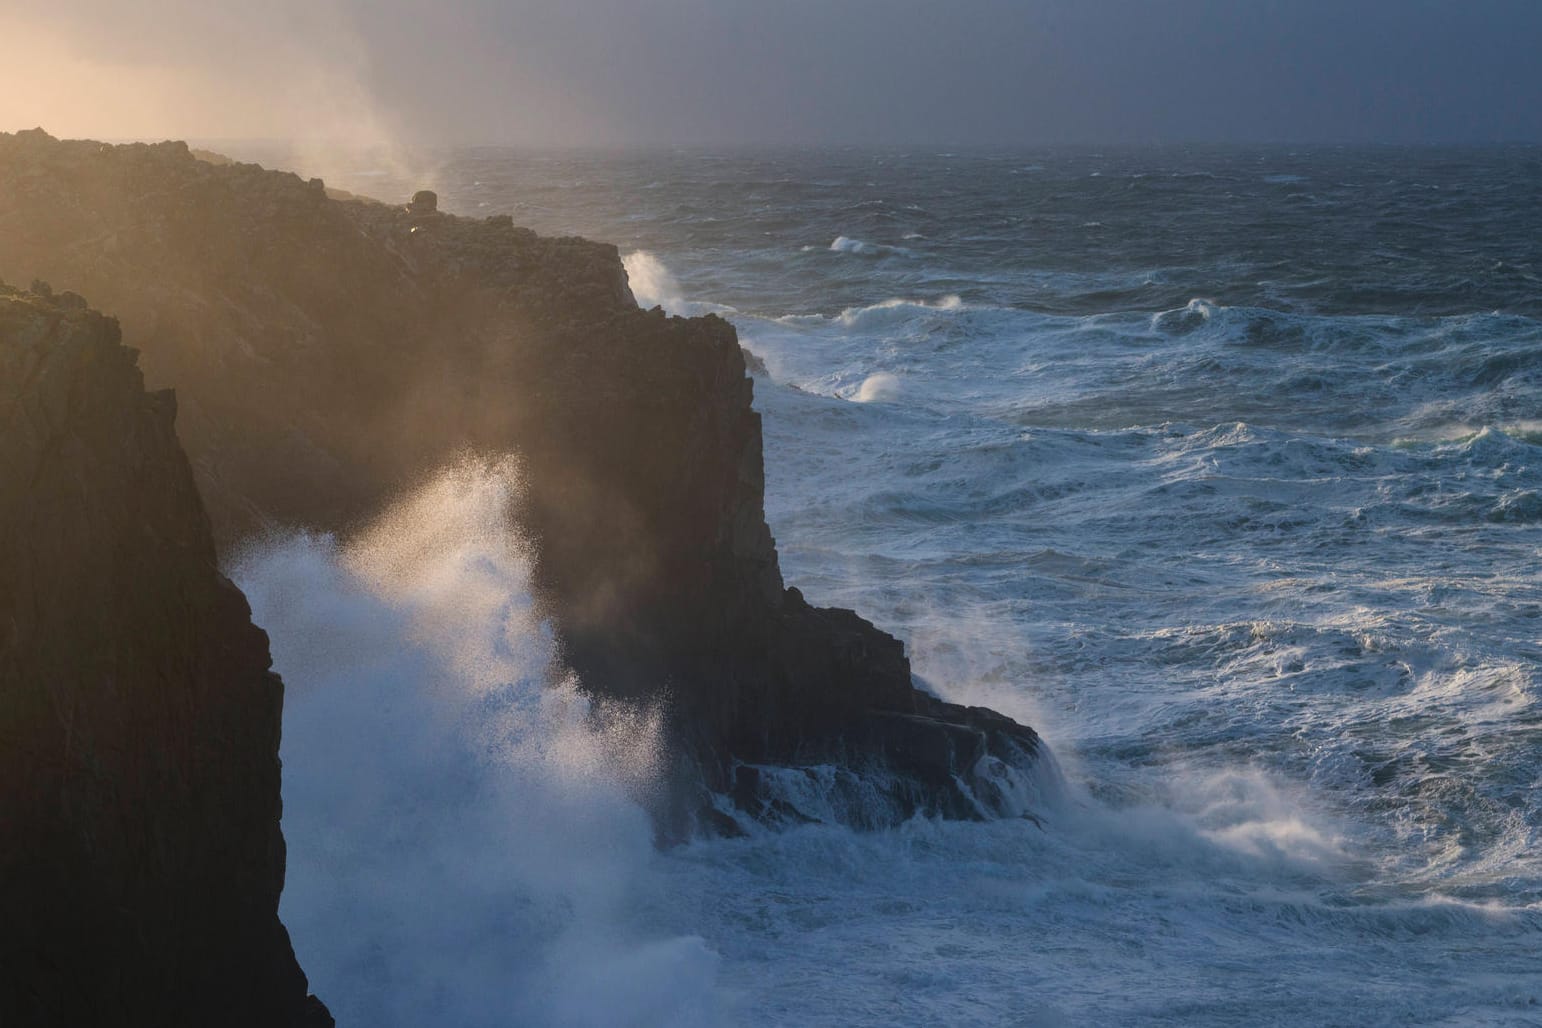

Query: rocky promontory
0 129 1045 832
0 285 329 1025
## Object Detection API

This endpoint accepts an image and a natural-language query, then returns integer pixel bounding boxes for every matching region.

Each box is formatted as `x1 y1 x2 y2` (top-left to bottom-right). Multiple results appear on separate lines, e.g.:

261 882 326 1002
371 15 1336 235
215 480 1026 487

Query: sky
3 0 1540 146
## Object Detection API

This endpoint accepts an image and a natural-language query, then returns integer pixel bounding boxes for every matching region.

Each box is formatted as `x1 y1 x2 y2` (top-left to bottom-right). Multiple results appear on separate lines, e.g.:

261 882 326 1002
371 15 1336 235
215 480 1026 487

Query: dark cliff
0 130 1042 830
0 286 329 1024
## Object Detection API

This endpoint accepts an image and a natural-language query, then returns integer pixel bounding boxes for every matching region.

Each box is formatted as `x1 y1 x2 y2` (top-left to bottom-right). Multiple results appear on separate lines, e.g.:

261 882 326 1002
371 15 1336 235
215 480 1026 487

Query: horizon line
8 127 1542 152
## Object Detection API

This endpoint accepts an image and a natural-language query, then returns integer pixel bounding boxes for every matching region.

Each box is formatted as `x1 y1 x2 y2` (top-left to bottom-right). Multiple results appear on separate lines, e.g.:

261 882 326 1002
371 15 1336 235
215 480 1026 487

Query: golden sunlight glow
0 13 394 145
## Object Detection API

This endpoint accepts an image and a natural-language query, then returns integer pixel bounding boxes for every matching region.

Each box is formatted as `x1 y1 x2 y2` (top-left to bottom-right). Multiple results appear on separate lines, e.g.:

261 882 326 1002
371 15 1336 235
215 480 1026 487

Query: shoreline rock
0 284 329 1025
0 129 1047 833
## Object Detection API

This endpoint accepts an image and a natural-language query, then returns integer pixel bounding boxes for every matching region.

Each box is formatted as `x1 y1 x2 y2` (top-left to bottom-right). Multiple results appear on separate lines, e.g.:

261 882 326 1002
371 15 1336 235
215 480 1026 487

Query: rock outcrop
0 129 1044 832
0 285 329 1025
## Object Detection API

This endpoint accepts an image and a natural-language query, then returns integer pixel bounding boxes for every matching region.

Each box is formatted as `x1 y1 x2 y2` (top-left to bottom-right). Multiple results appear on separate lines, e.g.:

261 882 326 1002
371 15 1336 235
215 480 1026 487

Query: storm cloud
3 0 1539 145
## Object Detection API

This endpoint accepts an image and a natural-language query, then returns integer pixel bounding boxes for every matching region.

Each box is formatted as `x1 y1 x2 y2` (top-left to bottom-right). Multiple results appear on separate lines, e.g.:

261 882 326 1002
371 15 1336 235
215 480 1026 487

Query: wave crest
829 235 912 257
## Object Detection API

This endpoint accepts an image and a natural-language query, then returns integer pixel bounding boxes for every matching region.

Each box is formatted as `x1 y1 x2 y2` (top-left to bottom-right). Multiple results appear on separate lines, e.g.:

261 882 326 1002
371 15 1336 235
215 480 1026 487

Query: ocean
227 144 1542 1025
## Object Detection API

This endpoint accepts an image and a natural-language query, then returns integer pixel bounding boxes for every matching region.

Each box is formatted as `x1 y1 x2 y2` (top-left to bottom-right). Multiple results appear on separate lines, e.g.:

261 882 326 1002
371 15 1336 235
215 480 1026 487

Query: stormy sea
229 145 1541 1026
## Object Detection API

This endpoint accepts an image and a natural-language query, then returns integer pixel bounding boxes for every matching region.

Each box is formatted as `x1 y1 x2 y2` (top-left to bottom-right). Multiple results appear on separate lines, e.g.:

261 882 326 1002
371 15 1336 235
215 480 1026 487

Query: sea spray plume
623 250 737 318
2 0 448 203
623 250 686 314
4 1 399 146
234 456 724 1028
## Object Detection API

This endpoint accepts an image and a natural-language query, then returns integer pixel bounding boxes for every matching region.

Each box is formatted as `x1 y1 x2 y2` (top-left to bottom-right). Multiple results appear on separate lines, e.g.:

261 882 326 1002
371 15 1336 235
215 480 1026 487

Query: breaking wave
624 250 736 317
234 458 726 1028
829 235 912 257
623 250 687 314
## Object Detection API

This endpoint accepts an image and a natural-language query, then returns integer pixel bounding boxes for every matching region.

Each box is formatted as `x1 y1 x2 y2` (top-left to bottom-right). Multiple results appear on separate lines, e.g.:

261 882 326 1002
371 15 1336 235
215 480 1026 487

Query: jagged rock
190 147 236 166
741 345 769 376
408 188 438 214
0 130 1045 833
0 285 329 1026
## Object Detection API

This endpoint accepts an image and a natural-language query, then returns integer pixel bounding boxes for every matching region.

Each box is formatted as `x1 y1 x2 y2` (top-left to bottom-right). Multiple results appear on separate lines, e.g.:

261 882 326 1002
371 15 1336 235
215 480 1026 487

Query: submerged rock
0 285 329 1025
0 130 1047 834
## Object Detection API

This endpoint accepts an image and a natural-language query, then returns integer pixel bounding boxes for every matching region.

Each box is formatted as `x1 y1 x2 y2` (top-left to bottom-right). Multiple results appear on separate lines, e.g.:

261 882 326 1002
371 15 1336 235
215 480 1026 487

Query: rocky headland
0 129 1044 834
0 284 330 1025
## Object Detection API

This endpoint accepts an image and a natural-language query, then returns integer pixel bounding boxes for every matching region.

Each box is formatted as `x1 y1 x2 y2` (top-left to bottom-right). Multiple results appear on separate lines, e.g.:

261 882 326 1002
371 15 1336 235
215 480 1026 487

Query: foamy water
224 144 1542 1025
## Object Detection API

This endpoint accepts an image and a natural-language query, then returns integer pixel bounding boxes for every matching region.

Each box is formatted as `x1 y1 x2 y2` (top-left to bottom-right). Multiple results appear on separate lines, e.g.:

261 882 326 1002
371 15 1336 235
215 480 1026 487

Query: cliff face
0 130 1042 829
0 286 329 1025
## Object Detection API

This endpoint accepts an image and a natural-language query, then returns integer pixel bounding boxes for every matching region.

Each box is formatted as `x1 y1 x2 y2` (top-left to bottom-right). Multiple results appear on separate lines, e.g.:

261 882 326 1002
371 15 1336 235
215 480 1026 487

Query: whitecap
834 295 965 330
828 235 911 257
850 372 903 404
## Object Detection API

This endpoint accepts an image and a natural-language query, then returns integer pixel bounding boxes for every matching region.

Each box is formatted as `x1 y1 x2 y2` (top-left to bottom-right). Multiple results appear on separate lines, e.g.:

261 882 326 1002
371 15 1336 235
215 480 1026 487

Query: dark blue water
229 143 1542 1026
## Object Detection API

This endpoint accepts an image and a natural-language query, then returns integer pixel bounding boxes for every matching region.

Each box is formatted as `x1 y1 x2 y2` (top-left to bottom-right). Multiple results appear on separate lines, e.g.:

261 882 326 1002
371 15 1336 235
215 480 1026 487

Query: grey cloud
9 0 1542 144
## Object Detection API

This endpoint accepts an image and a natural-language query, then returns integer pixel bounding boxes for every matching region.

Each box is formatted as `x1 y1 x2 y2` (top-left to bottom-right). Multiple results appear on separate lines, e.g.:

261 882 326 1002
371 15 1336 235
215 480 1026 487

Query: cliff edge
0 130 1045 831
0 284 329 1025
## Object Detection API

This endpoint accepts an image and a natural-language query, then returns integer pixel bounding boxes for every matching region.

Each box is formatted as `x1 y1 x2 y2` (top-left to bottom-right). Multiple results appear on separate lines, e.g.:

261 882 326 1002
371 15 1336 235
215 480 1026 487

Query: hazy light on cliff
0 4 400 148
0 0 607 148
0 18 193 139
0 2 454 205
